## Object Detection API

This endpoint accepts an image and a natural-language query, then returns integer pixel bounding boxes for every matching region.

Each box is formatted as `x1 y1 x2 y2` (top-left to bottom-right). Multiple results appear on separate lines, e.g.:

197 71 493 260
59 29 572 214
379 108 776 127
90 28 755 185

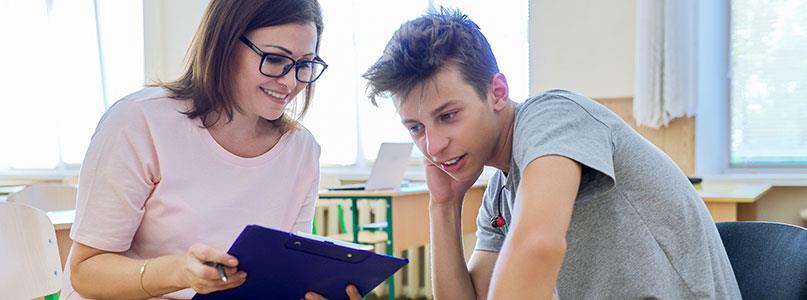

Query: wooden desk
319 184 485 300
697 183 772 222
44 182 770 269
0 185 25 197
0 179 38 187
318 184 485 253
46 184 488 272
46 209 74 231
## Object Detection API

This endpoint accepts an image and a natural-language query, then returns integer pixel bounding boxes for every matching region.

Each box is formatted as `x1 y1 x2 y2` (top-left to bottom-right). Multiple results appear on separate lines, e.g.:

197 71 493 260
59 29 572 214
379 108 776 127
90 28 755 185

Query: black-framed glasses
239 35 328 83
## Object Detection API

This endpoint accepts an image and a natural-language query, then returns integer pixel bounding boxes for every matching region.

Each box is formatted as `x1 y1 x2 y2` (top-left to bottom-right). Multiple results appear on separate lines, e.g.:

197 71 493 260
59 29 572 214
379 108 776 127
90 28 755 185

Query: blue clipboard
191 225 408 300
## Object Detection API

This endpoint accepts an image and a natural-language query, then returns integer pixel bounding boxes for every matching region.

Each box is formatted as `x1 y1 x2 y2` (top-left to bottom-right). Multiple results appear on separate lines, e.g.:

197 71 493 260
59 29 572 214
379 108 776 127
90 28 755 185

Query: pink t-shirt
61 87 321 299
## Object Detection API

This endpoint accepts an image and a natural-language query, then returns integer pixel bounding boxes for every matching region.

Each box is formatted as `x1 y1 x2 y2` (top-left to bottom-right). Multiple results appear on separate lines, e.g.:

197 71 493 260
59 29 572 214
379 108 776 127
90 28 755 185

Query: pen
204 262 228 282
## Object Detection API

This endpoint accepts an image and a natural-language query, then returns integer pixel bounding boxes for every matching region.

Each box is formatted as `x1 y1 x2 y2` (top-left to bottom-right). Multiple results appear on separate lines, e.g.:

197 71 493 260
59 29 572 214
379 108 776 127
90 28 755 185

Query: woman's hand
179 243 247 294
304 285 363 300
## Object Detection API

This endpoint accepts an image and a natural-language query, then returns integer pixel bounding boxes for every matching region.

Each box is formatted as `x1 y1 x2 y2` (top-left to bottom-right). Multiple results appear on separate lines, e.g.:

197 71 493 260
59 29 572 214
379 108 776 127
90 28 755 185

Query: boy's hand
304 285 362 300
424 157 481 205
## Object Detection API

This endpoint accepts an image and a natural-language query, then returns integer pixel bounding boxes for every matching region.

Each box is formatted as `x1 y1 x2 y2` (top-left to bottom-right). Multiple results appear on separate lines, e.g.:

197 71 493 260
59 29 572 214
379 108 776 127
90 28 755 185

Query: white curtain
634 0 698 128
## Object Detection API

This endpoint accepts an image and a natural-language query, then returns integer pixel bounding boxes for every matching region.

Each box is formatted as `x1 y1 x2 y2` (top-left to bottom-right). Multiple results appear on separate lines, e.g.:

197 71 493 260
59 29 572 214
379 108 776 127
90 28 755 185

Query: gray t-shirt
475 90 741 299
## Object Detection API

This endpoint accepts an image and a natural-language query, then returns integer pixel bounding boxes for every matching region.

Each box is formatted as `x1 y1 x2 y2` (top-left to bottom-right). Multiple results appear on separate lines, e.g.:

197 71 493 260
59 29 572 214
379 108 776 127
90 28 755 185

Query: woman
63 1 359 299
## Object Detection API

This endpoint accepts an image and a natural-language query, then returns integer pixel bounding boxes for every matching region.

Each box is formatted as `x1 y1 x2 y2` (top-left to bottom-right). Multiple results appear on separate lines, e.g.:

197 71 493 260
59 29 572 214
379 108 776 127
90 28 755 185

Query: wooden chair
0 202 63 299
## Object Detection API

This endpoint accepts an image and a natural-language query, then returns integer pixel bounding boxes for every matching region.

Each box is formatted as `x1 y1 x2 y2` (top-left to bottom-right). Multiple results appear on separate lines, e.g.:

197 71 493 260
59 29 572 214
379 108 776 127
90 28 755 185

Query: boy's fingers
346 285 362 299
304 292 326 300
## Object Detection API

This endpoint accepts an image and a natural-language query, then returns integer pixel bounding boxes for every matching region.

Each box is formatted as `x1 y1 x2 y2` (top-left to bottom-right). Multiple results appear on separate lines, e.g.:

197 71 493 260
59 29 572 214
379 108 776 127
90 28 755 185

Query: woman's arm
70 242 246 299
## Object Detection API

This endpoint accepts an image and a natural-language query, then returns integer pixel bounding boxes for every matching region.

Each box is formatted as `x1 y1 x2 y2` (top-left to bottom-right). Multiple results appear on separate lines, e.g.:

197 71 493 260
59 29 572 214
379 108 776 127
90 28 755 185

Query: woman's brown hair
157 0 323 133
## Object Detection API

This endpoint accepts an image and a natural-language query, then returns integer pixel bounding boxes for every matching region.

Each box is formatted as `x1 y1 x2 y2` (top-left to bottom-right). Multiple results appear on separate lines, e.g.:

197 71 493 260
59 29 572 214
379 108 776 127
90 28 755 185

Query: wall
597 98 696 175
756 188 807 227
528 0 805 226
145 0 805 226
529 0 635 98
146 0 637 95
143 0 208 83
528 0 695 174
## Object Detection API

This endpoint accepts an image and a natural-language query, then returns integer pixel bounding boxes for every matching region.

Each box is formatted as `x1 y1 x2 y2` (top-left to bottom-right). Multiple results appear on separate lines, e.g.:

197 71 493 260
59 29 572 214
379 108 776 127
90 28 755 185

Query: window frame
696 0 807 179
0 0 144 175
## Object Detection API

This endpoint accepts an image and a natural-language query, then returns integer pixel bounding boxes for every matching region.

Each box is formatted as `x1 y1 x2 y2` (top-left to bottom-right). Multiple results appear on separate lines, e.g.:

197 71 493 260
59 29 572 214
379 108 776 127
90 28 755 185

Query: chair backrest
716 221 807 299
7 183 77 211
0 202 63 299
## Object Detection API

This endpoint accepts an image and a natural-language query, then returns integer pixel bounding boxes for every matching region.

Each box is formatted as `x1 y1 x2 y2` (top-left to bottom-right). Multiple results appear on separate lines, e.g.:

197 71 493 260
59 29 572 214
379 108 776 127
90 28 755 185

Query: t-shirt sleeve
513 95 615 201
291 142 321 234
474 173 507 252
70 100 160 252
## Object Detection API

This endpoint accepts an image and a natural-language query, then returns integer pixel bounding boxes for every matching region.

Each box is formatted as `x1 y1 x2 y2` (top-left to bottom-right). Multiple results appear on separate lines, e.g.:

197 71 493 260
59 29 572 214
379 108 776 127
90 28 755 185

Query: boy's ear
490 73 509 111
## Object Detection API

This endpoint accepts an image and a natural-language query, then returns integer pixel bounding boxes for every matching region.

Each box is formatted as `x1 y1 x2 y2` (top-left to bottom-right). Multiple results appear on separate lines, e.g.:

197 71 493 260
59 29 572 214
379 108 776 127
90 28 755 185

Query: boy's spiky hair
363 8 500 105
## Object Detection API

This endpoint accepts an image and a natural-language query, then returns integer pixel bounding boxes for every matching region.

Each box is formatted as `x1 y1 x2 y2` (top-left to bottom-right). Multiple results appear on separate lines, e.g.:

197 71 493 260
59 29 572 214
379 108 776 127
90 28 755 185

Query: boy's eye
440 111 456 121
407 124 423 135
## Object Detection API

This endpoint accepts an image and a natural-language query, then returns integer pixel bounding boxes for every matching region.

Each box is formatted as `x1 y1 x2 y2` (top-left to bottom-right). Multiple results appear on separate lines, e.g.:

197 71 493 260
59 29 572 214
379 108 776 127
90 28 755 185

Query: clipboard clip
284 234 371 263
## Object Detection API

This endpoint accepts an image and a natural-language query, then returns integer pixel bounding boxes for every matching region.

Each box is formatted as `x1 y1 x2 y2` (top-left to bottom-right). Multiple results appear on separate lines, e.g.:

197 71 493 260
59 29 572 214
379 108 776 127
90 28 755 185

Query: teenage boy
362 9 741 299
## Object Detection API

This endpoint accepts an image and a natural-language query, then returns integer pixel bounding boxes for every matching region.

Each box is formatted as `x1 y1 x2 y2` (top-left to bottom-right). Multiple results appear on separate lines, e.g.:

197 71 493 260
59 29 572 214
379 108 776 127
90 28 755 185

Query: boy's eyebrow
430 100 458 117
401 100 458 124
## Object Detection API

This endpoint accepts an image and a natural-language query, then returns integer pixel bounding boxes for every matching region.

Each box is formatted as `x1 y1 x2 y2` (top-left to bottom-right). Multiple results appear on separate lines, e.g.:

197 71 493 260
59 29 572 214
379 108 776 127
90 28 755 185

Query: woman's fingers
189 243 238 267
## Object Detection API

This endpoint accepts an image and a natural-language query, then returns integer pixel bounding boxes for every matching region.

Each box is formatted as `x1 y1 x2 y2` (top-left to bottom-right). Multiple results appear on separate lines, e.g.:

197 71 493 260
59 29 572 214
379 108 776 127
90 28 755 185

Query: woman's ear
490 73 509 111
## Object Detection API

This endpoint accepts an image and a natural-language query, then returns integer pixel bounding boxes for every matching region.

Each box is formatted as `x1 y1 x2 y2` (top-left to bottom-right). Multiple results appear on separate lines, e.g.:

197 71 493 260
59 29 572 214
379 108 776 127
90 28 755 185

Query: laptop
328 142 414 191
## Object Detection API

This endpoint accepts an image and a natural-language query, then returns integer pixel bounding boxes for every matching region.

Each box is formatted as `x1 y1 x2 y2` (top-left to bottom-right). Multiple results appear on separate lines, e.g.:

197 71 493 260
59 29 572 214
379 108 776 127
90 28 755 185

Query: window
0 0 144 171
304 0 529 166
0 0 525 171
730 0 807 167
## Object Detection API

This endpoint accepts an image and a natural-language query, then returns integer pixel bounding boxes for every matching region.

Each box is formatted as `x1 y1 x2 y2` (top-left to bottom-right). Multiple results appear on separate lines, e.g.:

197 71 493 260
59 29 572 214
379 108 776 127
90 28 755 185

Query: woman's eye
298 62 313 70
265 56 287 65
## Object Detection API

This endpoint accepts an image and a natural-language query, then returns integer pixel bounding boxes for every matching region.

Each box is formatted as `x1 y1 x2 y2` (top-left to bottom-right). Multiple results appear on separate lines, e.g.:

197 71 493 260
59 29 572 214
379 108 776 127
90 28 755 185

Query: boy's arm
429 197 481 299
427 153 494 299
468 250 498 299
488 155 581 299
429 202 499 300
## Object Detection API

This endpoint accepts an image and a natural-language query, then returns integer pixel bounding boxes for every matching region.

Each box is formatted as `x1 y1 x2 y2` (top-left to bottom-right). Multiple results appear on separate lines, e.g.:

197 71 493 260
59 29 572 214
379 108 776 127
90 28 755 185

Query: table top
319 181 774 204
46 209 75 231
318 184 431 198
42 182 771 233
696 182 772 203
318 182 489 198
0 185 25 195
0 179 40 187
